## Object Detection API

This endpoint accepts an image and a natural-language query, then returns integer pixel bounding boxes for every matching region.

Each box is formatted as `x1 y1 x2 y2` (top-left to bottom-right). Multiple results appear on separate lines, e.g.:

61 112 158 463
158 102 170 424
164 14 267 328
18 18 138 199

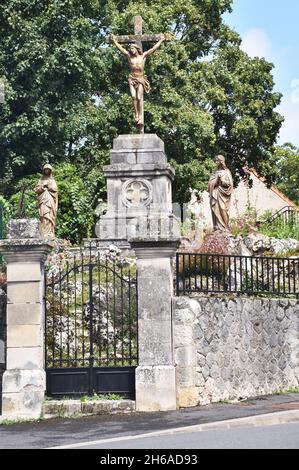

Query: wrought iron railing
176 253 299 298
0 205 3 239
0 205 4 265
45 249 138 370
262 206 299 226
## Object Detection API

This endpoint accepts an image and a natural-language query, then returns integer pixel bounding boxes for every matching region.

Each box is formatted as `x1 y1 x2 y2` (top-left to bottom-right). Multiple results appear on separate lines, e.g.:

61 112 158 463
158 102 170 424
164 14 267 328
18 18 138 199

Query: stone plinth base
2 369 46 418
135 365 176 412
96 134 177 243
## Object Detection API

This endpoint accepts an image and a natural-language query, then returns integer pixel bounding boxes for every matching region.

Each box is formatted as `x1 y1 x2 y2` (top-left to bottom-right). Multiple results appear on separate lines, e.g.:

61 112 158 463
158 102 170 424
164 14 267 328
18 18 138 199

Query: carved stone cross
125 180 150 206
109 15 166 52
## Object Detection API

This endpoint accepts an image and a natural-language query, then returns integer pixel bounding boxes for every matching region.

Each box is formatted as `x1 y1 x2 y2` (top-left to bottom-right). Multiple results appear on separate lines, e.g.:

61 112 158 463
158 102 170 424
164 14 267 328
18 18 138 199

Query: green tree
83 0 283 201
8 163 94 244
0 0 284 222
0 0 101 193
272 144 299 205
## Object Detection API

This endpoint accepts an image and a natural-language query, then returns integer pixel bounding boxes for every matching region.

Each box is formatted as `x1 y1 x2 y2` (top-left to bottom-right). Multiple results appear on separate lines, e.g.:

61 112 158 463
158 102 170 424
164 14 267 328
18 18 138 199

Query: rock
243 233 298 255
244 233 272 253
270 238 298 254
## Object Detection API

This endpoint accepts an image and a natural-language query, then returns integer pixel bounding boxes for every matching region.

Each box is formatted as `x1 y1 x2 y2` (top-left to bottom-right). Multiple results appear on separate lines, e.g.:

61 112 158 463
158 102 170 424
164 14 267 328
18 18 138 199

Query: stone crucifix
109 16 168 134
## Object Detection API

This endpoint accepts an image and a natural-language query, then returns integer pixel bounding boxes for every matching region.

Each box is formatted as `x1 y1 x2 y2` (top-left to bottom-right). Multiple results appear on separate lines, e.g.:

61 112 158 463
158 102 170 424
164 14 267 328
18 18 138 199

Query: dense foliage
0 0 285 241
7 163 95 243
272 144 299 205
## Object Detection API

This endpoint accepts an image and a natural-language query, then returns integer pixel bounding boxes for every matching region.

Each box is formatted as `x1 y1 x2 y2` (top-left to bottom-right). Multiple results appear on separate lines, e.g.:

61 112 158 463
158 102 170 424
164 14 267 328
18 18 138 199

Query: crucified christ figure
110 33 165 133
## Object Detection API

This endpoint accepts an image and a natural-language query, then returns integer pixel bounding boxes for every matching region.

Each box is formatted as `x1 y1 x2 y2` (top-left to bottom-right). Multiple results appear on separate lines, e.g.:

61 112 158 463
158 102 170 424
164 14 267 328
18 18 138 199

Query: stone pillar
0 219 52 419
130 240 179 412
173 298 199 408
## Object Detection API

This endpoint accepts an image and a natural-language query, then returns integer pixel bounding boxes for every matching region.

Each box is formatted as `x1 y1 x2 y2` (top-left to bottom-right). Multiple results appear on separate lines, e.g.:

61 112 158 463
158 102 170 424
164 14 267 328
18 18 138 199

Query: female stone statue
35 164 58 238
111 34 165 133
208 155 233 232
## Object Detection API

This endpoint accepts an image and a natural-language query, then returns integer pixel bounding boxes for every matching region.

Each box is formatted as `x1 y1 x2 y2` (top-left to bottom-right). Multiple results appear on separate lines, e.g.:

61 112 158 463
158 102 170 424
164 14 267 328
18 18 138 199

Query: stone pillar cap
113 134 164 151
129 239 180 259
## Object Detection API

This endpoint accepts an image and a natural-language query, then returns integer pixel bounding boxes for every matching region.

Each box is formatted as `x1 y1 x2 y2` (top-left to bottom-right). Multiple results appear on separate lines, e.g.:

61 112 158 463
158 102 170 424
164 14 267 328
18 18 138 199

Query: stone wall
174 296 299 407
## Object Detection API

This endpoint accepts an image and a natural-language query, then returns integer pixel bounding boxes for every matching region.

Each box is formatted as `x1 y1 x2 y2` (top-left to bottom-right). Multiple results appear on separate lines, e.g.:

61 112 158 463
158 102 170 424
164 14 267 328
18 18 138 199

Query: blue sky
224 0 299 146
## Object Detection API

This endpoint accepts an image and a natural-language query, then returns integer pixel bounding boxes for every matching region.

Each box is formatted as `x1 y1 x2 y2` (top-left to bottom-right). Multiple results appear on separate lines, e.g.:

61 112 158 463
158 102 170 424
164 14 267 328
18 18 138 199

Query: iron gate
45 248 138 399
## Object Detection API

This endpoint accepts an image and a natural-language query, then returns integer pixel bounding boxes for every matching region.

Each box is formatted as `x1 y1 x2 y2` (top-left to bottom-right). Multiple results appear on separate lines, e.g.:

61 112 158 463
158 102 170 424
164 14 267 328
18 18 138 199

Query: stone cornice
103 164 175 181
0 240 53 263
129 239 180 259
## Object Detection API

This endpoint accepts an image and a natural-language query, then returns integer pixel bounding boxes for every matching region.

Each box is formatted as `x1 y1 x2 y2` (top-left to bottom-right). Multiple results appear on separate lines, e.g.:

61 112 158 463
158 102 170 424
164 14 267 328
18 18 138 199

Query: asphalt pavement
0 393 298 449
58 422 299 449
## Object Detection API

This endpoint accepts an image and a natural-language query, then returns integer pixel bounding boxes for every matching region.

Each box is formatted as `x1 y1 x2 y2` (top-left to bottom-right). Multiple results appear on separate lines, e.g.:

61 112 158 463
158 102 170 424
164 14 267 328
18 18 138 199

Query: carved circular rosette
122 178 152 208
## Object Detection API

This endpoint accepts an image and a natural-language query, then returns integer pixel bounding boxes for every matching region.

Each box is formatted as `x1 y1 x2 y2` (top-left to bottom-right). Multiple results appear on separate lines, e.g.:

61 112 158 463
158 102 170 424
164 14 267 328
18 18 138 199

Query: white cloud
291 79 299 104
241 28 272 59
277 97 299 146
240 29 298 146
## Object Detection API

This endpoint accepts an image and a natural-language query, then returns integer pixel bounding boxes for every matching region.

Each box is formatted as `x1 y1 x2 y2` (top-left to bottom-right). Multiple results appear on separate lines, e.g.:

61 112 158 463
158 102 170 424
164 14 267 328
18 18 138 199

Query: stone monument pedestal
96 134 177 244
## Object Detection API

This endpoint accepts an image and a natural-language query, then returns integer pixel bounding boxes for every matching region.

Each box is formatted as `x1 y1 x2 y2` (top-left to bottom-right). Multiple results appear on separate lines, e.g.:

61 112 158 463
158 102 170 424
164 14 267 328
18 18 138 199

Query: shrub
0 270 6 285
178 231 232 278
230 208 258 237
0 195 12 238
258 218 299 240
196 231 232 255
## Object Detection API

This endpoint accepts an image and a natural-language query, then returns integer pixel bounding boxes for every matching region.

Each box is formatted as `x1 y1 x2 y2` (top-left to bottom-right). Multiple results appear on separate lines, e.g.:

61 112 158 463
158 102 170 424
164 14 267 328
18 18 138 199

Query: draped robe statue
35 164 58 238
208 155 233 232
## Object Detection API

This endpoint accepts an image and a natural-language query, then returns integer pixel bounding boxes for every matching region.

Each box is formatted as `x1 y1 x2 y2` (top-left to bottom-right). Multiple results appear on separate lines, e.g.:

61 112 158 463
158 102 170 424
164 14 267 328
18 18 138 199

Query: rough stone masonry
173 296 299 407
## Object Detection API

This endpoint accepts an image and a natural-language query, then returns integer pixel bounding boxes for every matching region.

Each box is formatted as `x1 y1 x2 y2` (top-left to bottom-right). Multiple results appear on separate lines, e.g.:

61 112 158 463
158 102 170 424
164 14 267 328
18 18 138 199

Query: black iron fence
176 253 299 298
0 204 5 413
45 248 138 398
0 205 4 265
0 288 6 416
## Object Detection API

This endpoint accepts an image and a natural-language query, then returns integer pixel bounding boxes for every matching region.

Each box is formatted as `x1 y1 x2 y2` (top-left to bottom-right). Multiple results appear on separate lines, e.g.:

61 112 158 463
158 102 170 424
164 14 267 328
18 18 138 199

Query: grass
274 386 299 395
0 417 43 426
259 222 299 241
80 392 123 402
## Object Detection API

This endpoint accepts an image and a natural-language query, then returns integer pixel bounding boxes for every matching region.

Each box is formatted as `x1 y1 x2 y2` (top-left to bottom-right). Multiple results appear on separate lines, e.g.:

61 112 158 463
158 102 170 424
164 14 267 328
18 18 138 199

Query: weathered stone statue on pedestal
0 219 53 418
208 155 233 232
35 164 58 239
